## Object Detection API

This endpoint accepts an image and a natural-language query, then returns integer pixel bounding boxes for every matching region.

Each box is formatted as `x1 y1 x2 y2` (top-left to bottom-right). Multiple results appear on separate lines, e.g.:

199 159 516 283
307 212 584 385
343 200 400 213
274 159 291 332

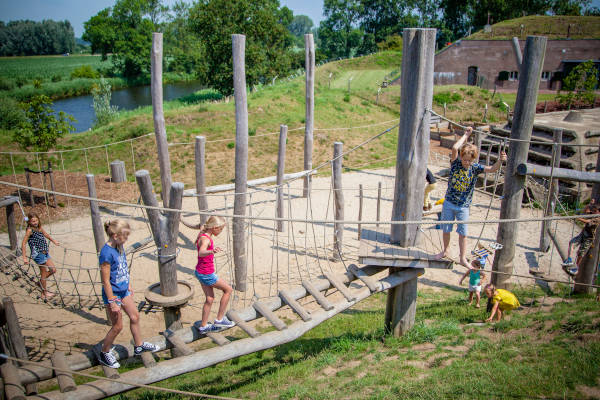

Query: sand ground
0 152 577 361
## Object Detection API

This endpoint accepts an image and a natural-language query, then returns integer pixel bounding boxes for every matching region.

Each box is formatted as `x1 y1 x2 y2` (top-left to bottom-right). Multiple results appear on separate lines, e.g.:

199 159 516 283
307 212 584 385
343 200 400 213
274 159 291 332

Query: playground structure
0 30 598 399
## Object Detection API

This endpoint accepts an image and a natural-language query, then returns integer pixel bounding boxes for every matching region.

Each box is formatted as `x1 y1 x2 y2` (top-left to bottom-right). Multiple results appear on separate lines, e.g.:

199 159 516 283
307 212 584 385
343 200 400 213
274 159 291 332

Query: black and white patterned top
28 230 49 254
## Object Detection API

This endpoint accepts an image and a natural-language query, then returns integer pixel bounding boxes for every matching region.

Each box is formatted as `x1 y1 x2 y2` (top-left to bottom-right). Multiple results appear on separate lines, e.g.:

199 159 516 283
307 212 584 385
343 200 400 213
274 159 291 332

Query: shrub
70 65 99 79
227 142 235 149
178 89 223 104
91 78 118 127
377 34 403 51
249 128 256 136
343 93 350 102
433 91 462 106
556 60 598 108
0 97 26 130
32 79 43 89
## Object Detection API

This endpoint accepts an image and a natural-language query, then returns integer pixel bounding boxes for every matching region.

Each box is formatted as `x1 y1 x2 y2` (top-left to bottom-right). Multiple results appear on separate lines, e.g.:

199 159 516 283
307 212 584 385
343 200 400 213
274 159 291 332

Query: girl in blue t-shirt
434 127 507 268
459 258 486 308
98 219 157 369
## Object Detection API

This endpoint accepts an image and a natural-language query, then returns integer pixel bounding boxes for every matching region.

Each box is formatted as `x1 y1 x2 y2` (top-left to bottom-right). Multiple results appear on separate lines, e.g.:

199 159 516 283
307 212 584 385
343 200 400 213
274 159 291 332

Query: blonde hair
460 143 479 160
196 216 226 246
104 219 131 238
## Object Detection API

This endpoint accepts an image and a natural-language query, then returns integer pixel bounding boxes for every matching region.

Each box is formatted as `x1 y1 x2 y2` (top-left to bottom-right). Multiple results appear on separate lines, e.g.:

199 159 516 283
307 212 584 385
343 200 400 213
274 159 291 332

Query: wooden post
1 363 25 400
151 32 172 208
135 170 185 329
5 201 17 251
47 162 56 207
357 184 363 240
492 36 547 289
377 182 382 227
86 175 104 254
232 34 248 292
332 142 344 260
110 160 126 183
540 129 562 252
474 129 483 162
483 103 488 122
276 125 287 233
51 352 76 393
575 140 600 293
385 270 418 336
443 102 446 117
390 28 436 246
24 171 34 206
195 136 208 226
303 33 315 198
511 37 523 70
3 298 36 396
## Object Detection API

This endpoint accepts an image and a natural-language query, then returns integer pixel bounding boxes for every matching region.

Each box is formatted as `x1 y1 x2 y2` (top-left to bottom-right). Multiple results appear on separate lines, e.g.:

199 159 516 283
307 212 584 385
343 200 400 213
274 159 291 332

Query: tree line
0 20 75 56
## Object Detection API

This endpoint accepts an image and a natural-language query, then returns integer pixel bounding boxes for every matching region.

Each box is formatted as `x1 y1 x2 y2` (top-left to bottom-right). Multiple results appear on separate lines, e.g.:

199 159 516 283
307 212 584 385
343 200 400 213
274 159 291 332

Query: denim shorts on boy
102 288 131 305
33 252 50 265
195 271 218 286
468 284 481 293
440 200 470 236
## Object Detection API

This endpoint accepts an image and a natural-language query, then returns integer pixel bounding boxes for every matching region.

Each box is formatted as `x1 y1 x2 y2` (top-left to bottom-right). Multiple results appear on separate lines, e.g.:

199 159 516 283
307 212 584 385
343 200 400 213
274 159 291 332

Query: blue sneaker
194 322 219 334
214 316 236 328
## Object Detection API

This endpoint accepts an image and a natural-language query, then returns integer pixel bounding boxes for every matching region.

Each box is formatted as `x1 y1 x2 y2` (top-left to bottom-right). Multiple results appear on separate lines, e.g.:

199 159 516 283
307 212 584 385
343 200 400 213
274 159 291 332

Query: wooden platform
358 227 454 269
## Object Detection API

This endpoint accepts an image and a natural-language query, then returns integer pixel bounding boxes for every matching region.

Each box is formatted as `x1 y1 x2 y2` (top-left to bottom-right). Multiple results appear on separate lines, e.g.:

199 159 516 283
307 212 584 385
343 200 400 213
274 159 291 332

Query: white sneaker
214 316 236 328
98 351 120 369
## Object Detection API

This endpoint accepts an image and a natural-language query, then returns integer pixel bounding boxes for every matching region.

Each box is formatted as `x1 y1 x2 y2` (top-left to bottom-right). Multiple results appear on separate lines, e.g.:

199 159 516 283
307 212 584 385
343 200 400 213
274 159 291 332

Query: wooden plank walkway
358 226 454 269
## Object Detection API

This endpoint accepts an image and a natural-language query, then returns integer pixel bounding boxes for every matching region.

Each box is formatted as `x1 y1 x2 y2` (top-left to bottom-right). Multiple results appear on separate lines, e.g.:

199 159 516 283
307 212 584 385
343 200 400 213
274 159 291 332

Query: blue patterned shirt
445 157 484 207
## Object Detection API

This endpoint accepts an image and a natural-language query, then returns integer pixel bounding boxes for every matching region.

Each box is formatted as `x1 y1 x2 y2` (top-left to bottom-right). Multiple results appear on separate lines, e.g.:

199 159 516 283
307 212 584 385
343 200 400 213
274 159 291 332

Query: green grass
100 289 600 399
0 55 112 82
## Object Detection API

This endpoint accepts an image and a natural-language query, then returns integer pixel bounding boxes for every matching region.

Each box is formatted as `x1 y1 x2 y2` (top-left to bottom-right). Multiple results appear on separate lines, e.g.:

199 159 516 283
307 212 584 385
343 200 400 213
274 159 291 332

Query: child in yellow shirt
484 283 520 322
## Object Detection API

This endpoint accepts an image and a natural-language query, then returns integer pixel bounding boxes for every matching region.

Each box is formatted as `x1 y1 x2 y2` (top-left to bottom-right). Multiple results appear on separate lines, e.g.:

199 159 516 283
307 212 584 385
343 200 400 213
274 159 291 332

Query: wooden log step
279 289 311 321
162 330 193 357
1 362 25 400
139 351 156 368
226 310 260 338
348 264 380 292
323 271 357 302
206 332 230 346
253 301 287 331
302 280 334 311
51 351 76 393
101 364 120 379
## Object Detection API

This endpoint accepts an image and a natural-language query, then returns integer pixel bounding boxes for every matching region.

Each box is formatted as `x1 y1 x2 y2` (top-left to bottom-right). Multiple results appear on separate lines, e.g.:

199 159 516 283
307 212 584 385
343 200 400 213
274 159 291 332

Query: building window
541 71 551 81
509 71 519 81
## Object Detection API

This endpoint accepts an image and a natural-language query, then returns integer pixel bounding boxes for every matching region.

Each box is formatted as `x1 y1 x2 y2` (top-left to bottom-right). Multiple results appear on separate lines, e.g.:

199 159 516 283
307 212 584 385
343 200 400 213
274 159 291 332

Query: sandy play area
0 151 578 362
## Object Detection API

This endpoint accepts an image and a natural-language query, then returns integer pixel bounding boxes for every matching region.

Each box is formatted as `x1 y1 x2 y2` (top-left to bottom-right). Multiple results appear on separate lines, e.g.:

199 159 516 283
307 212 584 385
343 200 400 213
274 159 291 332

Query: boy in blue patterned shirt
435 127 507 267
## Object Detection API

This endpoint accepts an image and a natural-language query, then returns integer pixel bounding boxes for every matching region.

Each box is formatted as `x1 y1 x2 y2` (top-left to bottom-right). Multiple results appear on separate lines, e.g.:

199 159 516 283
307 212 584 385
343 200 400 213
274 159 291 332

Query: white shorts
468 284 481 293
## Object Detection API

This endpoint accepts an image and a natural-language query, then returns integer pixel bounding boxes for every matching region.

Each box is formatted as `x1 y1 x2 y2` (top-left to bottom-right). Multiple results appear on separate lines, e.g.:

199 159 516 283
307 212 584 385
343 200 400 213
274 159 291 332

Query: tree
92 78 119 127
288 15 314 37
82 9 116 59
13 95 75 152
318 0 363 58
164 1 205 75
188 0 293 95
0 19 75 56
556 60 599 108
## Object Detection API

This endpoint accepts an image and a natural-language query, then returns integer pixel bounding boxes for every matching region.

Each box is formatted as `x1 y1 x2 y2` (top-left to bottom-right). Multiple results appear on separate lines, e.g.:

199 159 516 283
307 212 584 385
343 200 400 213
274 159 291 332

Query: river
53 80 204 133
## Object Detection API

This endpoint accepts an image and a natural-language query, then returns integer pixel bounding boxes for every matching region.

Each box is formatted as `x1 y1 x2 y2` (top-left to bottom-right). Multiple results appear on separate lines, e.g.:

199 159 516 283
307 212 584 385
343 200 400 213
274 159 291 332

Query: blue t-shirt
99 243 129 292
445 157 484 207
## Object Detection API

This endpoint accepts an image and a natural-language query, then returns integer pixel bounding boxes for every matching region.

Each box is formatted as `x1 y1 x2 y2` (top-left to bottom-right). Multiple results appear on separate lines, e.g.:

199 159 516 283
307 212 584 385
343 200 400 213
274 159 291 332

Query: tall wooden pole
540 129 562 252
303 33 315 198
86 175 104 254
276 125 288 233
390 28 436 246
492 36 547 289
135 170 184 330
574 140 600 294
232 34 248 292
195 136 208 226
5 200 17 251
151 32 172 208
333 142 344 259
511 37 523 70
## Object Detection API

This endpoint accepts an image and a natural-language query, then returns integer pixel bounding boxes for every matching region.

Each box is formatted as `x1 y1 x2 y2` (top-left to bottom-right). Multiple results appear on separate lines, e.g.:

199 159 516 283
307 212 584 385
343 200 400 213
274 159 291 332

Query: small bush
178 89 223 104
0 97 26 129
227 142 235 149
433 91 462 106
70 65 99 79
249 128 256 136
343 93 350 102
32 79 43 89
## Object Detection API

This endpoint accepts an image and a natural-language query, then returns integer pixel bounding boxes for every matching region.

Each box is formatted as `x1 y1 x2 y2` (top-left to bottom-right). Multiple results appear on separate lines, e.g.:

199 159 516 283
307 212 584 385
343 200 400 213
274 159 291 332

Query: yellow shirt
492 289 520 311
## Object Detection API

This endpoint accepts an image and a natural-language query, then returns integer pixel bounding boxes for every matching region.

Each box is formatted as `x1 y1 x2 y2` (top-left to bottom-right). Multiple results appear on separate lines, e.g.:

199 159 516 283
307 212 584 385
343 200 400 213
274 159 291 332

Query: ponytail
104 219 131 237
194 216 226 247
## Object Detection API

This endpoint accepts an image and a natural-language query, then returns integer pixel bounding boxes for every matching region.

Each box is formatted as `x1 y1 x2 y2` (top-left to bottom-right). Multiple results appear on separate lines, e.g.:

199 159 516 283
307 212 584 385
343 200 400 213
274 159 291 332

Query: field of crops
0 55 112 82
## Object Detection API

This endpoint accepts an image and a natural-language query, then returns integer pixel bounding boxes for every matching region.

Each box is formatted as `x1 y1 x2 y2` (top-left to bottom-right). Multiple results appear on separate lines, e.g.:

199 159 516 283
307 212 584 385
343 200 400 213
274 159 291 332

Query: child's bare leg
496 309 502 321
435 232 451 259
212 279 233 320
458 234 469 267
43 259 57 296
468 291 473 305
475 291 481 308
200 284 215 326
102 307 123 352
121 295 143 346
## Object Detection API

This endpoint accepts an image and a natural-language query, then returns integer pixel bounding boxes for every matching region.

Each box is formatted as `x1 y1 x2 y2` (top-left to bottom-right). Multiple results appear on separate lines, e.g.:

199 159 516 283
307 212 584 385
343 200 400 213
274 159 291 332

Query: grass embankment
46 288 597 399
0 54 195 101
467 15 600 40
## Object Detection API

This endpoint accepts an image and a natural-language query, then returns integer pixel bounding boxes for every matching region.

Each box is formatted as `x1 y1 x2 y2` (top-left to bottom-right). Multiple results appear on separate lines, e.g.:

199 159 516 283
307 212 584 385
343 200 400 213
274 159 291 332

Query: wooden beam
540 129 562 252
348 264 380 292
226 310 260 338
1 363 25 400
195 136 208 226
276 125 287 233
332 142 344 259
205 332 230 346
253 301 287 331
323 271 356 302
5 200 17 251
51 352 76 393
511 37 523 69
516 163 600 184
302 280 334 311
85 175 104 254
162 330 193 357
303 33 315 198
279 289 311 321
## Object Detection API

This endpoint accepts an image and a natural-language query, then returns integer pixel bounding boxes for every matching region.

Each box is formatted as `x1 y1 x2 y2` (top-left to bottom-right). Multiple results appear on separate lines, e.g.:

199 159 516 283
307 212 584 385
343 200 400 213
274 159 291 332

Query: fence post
195 136 208 226
276 125 287 233
232 34 248 292
5 200 17 251
85 175 104 254
540 129 562 252
492 36 547 289
357 184 363 240
151 32 172 208
332 142 344 260
303 34 315 199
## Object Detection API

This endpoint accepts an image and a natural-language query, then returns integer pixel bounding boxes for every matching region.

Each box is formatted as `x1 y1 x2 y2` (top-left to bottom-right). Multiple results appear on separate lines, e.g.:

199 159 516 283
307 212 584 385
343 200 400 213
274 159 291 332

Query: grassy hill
467 15 600 40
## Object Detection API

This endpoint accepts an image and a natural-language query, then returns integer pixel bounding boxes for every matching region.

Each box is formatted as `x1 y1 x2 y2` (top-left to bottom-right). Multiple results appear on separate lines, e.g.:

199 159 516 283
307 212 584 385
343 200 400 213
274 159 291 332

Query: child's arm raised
451 127 473 161
484 151 507 173
21 228 31 264
41 228 60 246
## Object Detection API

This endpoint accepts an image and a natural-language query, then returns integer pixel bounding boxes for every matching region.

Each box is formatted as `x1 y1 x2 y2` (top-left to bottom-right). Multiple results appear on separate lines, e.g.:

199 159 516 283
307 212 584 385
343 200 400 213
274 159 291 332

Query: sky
0 0 326 37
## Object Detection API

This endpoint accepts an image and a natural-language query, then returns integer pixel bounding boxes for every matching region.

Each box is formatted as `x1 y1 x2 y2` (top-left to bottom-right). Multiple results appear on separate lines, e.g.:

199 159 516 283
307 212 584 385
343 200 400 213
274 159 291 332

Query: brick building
433 39 600 89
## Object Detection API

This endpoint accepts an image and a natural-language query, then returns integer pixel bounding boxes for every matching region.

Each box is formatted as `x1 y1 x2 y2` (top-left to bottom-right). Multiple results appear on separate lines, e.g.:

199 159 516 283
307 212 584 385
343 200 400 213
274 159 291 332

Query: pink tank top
196 234 215 274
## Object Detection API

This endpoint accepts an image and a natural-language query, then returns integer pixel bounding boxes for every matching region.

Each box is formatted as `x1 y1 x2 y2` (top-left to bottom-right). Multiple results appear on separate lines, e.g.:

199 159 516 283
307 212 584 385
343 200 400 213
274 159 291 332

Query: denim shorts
440 200 470 236
195 271 218 286
33 252 50 265
102 288 131 305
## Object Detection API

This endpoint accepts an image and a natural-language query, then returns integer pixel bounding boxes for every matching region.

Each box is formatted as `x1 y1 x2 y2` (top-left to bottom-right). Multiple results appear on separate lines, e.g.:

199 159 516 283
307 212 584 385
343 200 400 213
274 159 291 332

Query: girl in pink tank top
189 216 235 333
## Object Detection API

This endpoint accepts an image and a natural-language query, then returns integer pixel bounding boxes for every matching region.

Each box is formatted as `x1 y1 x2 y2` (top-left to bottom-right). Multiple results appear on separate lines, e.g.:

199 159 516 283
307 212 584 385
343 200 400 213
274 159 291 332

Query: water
53 81 204 133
